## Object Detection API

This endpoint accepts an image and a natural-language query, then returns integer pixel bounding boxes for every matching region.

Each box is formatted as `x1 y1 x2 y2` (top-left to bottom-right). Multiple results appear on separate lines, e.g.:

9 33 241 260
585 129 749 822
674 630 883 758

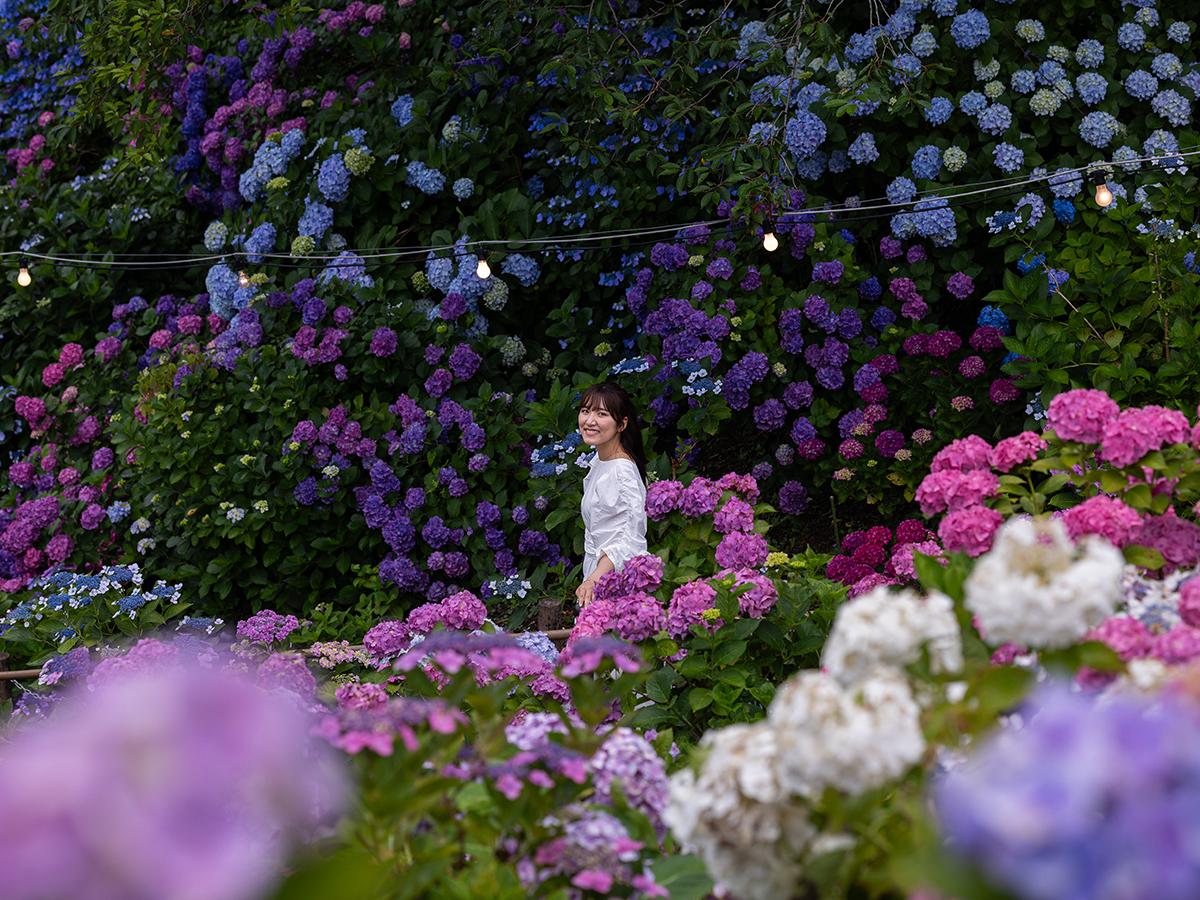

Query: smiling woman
575 382 649 607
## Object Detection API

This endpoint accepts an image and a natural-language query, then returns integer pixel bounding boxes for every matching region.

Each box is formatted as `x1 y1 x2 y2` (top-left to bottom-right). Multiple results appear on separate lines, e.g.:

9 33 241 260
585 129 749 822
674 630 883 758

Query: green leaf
711 639 748 667
1123 543 1166 569
688 687 713 711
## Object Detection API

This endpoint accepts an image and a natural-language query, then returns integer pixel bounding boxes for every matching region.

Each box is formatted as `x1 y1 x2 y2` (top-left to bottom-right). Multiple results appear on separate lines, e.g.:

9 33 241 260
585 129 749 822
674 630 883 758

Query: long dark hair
580 381 648 483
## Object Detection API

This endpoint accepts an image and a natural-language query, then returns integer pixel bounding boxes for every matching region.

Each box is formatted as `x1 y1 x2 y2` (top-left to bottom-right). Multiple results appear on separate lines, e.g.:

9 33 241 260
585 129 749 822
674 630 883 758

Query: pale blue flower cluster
501 253 541 287
390 95 414 126
1125 70 1159 100
911 145 942 180
204 222 228 252
992 142 1023 173
924 97 953 124
949 9 989 49
297 198 334 240
1117 22 1146 51
406 160 446 194
1152 90 1191 126
1074 38 1105 67
1076 72 1107 105
317 154 351 202
1048 167 1083 198
1080 111 1120 148
848 132 879 163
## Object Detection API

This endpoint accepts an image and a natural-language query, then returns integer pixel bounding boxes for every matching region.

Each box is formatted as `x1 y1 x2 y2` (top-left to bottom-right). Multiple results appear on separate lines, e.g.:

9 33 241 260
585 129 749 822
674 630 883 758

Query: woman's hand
576 578 597 607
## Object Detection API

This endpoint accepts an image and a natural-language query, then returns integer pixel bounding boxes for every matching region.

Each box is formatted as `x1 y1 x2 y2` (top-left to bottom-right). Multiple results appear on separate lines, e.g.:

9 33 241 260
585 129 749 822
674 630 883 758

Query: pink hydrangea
713 496 754 533
41 363 65 387
177 314 205 335
847 572 895 598
59 342 84 368
938 505 1004 557
80 503 107 530
1150 624 1200 665
45 533 73 562
149 329 174 350
362 620 413 662
666 580 719 638
1086 617 1152 661
714 471 760 503
1061 495 1143 549
568 598 617 643
714 531 770 569
611 593 664 642
645 480 683 520
1180 578 1200 628
1046 388 1120 444
95 336 122 360
891 539 945 579
990 431 1049 472
334 682 389 711
441 590 486 630
406 602 445 634
721 568 777 617
915 468 1000 515
678 477 721 517
929 434 993 473
1131 512 1200 574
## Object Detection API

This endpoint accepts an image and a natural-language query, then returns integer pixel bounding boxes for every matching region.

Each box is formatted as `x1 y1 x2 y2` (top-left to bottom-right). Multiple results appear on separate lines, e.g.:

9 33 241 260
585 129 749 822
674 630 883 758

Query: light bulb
1092 172 1113 208
762 230 779 252
476 254 491 279
238 270 250 288
16 266 30 287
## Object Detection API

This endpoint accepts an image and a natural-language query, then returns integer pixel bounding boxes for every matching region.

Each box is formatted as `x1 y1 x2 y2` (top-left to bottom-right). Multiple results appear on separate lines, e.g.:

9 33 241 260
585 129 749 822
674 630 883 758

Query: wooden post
537 597 564 632
0 653 9 704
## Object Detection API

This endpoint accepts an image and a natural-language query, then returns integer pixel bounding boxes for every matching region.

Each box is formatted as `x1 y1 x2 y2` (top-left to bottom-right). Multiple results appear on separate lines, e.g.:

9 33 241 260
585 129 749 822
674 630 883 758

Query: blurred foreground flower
0 669 347 900
935 683 1200 900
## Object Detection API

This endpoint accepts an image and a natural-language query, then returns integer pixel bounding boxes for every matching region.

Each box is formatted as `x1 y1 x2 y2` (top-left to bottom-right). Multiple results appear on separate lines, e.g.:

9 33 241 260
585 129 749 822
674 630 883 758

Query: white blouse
581 456 648 578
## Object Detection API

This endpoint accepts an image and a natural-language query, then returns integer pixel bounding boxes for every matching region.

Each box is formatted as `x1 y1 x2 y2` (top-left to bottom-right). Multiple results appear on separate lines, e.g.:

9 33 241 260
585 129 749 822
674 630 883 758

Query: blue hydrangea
1037 61 1066 86
960 91 987 115
1079 111 1120 148
783 110 826 160
203 221 228 252
931 0 956 15
978 305 1009 329
205 263 239 319
1052 198 1075 224
107 501 131 523
297 198 333 240
1145 129 1181 162
253 141 286 177
1117 22 1146 51
885 7 916 40
978 104 1012 136
426 253 454 291
391 95 415 126
912 145 942 180
887 176 917 205
1153 89 1191 126
317 154 351 202
845 31 877 64
1076 72 1107 105
1015 18 1045 41
280 129 305 161
1168 21 1190 43
1113 145 1141 172
792 151 827 180
828 150 849 174
244 222 276 264
238 164 269 203
1016 193 1045 230
924 96 954 125
1075 39 1105 68
1125 70 1159 100
1135 7 1158 27
911 196 957 247
501 253 540 287
950 9 990 49
912 29 938 57
1016 252 1045 275
1048 168 1083 198
993 142 1023 173
891 53 921 84
1011 70 1037 94
317 251 367 286
452 177 474 200
406 160 446 194
1152 53 1183 80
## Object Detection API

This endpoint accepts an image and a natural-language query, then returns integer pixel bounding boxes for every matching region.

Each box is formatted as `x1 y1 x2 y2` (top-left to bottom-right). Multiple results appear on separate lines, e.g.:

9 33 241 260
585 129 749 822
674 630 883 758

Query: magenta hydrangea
1100 405 1191 468
714 531 770 569
989 431 1048 472
1061 496 1143 549
645 480 683 520
1132 512 1200 574
441 590 487 630
915 468 1000 515
1086 617 1153 661
937 505 1004 556
930 434 993 473
1180 579 1200 628
721 567 778 617
611 592 665 642
713 496 754 533
1046 388 1121 444
257 652 317 698
666 580 719 638
237 609 301 645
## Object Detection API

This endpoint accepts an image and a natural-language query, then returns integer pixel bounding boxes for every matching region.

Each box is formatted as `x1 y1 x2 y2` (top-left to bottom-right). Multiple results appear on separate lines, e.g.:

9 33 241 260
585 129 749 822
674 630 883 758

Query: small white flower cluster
666 584 949 900
488 576 533 600
965 517 1124 648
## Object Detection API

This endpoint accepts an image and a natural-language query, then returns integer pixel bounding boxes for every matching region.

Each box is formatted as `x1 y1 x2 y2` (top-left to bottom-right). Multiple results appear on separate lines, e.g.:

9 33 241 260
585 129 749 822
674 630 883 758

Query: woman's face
578 399 626 453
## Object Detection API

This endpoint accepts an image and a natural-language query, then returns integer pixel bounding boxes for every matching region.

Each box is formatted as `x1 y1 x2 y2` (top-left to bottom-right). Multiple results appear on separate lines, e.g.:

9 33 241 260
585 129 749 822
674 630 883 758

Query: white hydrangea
964 517 1124 649
768 668 926 800
664 722 815 900
821 586 963 686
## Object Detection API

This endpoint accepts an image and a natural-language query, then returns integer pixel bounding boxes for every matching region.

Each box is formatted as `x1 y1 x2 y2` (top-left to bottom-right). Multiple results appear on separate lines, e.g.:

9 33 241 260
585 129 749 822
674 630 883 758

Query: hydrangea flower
911 145 941 180
847 132 879 163
992 142 1023 173
1125 70 1159 100
1079 111 1120 148
950 9 990 48
1075 72 1107 105
924 96 953 125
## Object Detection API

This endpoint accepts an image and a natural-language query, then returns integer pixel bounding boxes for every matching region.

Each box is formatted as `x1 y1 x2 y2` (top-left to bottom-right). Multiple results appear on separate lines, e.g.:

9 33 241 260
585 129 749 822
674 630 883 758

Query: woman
575 381 649 607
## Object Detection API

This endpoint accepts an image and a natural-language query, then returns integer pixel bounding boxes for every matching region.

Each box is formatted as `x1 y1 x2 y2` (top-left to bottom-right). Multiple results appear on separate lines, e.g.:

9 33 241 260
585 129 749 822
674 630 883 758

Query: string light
762 224 779 252
238 270 250 288
1092 171 1113 208
16 257 30 287
475 251 491 279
